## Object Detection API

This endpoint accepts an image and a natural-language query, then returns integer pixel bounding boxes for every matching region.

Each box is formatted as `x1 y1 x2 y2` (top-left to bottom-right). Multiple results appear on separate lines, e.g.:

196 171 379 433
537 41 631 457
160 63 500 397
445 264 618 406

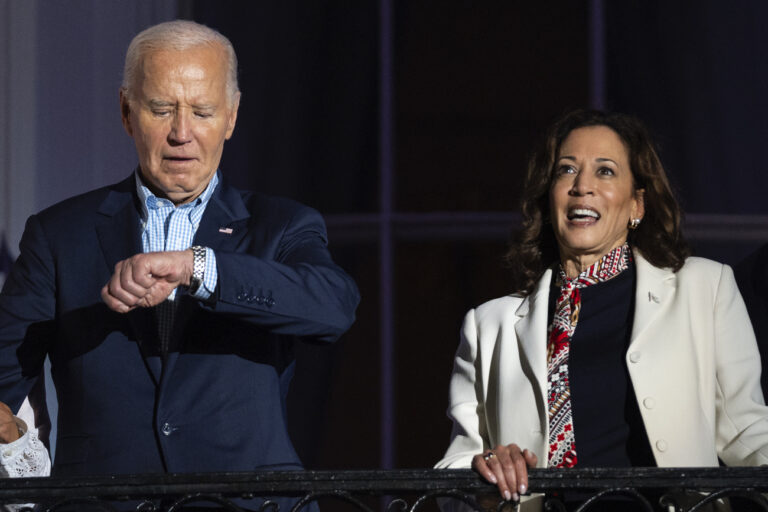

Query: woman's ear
632 188 646 221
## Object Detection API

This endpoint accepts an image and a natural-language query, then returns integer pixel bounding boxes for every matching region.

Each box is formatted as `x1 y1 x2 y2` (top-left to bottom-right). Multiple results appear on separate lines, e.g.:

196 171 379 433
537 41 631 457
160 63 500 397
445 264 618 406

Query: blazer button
643 397 655 409
161 423 173 436
629 352 641 363
655 439 668 452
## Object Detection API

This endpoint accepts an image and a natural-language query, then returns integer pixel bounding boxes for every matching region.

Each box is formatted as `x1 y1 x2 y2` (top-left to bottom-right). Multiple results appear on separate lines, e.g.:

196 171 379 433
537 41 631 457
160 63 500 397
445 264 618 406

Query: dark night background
2 0 768 476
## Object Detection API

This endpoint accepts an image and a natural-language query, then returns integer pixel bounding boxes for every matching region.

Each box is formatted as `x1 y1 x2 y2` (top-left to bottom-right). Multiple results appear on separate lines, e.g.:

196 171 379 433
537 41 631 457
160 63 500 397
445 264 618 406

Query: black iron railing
0 467 766 511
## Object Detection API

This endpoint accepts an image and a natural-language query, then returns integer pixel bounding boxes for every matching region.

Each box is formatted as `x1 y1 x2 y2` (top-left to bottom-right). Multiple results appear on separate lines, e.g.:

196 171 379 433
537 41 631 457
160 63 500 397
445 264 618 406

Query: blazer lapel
511 269 552 413
192 183 251 251
629 252 676 350
94 177 162 384
161 182 251 382
95 180 141 272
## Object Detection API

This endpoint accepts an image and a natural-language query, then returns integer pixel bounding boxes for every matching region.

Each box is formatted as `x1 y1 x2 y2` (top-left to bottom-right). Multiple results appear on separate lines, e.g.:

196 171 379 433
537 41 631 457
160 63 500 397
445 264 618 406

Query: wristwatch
188 245 206 294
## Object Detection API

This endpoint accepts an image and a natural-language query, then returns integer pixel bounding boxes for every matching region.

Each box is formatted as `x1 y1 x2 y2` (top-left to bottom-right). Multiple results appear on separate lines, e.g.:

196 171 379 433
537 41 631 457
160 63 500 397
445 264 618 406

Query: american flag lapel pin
219 227 233 234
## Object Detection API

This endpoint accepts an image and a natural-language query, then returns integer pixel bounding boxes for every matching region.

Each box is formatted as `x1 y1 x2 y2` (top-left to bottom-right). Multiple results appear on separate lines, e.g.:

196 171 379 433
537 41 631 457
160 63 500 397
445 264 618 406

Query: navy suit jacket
0 174 359 476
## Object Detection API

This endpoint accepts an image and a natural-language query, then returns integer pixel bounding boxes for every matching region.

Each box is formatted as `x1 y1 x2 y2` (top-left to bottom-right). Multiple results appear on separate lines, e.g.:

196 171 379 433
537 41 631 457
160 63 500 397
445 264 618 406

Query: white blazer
436 253 768 470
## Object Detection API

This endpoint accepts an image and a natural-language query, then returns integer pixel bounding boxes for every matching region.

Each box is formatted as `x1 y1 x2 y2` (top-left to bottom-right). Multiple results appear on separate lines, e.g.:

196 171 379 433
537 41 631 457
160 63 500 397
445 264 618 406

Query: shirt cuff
0 418 29 458
0 427 50 479
189 247 218 301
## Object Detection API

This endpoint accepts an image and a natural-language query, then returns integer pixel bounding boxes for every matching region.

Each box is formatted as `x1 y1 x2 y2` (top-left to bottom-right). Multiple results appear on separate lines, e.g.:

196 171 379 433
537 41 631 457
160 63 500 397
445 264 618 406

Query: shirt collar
135 169 220 222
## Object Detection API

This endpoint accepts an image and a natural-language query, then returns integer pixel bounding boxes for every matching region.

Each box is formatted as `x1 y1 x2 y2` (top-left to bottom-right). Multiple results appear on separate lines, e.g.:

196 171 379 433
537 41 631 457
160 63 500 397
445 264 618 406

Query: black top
548 263 656 467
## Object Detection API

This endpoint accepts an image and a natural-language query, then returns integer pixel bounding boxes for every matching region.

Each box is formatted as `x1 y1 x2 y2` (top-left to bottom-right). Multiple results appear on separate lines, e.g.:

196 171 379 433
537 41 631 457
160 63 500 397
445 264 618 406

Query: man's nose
168 110 192 144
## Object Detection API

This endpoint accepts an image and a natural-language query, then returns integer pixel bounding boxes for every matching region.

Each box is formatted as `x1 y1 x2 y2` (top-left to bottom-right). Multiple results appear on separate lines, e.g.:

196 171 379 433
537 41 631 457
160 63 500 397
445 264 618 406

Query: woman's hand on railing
471 444 538 502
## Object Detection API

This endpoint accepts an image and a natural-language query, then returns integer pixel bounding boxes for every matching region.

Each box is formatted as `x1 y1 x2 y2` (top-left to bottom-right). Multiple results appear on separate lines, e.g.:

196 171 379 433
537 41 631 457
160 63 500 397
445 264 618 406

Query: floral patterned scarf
547 243 632 468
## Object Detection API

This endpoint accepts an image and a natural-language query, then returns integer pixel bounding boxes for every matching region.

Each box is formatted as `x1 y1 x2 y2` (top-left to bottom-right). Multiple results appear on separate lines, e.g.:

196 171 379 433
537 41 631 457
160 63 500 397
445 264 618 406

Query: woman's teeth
568 208 600 220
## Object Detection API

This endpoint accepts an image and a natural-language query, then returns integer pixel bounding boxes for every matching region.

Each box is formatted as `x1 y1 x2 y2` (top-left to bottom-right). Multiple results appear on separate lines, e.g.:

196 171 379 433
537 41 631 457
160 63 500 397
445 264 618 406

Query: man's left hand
101 250 193 313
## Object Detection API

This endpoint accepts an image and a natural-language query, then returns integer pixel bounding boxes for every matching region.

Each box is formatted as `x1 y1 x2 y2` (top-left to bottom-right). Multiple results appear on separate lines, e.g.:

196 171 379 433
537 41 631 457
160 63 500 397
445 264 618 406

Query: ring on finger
482 451 495 462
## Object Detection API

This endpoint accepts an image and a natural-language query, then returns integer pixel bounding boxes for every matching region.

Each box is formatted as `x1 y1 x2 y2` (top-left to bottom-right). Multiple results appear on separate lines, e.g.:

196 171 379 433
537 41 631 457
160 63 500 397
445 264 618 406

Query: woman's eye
557 165 576 175
598 167 615 176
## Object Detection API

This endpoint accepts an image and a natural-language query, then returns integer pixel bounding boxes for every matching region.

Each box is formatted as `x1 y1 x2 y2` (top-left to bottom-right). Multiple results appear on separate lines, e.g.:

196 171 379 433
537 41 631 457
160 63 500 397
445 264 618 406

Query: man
0 18 358 495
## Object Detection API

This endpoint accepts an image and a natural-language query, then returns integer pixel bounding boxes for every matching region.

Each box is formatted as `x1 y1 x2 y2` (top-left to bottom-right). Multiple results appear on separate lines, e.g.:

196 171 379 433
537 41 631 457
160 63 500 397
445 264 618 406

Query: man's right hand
0 402 20 444
471 443 538 503
101 250 195 313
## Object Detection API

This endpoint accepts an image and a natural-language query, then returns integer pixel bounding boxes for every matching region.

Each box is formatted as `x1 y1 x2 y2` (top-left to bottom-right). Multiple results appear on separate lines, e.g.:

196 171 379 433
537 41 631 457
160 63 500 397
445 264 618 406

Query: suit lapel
192 184 250 251
95 180 142 272
629 252 676 350
94 176 162 384
161 183 250 382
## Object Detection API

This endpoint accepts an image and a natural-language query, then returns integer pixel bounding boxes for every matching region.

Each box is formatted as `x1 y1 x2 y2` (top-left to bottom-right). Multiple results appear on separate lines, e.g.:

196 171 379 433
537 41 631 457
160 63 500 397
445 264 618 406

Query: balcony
0 467 767 511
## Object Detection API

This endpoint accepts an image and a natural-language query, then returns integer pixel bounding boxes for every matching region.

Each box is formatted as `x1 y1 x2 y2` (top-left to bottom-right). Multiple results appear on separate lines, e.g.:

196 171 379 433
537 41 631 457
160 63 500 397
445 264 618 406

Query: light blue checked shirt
135 170 219 301
135 171 220 347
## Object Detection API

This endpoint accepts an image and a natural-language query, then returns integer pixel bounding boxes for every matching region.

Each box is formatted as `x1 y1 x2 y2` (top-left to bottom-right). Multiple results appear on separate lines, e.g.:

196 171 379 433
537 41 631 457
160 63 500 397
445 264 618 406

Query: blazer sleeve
208 204 359 343
714 264 768 465
0 215 55 413
436 308 489 469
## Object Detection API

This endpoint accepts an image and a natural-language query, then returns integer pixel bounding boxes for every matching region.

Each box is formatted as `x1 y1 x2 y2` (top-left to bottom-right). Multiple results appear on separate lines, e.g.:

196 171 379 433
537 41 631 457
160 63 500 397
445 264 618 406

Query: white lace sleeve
0 396 51 478
0 417 51 512
0 427 51 478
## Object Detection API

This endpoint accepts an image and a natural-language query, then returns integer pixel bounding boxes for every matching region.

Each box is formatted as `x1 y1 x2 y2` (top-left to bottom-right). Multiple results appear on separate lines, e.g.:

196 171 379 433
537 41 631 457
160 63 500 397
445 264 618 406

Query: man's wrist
188 245 206 294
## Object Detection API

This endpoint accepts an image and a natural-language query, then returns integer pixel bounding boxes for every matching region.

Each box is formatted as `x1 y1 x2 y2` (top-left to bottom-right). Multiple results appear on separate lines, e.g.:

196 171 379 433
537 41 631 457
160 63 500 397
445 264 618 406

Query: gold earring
628 218 641 230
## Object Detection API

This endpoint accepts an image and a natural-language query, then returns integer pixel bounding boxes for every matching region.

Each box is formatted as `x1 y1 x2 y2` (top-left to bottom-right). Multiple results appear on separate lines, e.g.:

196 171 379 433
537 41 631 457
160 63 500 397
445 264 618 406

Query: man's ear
119 89 133 137
225 91 241 140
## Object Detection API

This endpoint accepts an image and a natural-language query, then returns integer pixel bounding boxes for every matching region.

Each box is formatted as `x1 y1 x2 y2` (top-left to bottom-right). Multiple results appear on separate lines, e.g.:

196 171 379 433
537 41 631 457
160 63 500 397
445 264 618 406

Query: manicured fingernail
489 474 497 484
519 484 527 494
512 492 520 501
504 490 512 501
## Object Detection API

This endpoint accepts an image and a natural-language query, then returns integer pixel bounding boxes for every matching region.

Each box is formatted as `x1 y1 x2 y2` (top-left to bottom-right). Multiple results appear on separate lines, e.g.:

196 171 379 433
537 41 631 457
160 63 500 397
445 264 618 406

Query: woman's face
549 125 644 264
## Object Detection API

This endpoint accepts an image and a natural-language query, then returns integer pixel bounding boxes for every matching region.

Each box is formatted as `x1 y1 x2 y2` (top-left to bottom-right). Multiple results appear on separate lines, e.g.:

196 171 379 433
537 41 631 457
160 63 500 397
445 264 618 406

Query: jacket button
629 352 641 363
643 397 655 409
656 439 668 452
161 423 173 436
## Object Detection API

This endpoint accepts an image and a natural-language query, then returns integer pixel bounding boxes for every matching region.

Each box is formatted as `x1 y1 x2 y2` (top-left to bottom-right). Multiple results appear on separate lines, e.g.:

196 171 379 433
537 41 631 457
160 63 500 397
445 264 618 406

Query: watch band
188 245 206 294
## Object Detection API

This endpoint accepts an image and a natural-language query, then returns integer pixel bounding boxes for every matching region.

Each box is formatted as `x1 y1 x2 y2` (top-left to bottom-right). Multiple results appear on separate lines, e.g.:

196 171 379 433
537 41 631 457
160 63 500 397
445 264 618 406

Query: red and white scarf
546 243 632 468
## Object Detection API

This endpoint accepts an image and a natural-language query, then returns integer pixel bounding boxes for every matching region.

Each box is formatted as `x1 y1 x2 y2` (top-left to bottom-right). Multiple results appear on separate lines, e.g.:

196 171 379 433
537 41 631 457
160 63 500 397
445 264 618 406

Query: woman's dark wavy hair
505 109 690 295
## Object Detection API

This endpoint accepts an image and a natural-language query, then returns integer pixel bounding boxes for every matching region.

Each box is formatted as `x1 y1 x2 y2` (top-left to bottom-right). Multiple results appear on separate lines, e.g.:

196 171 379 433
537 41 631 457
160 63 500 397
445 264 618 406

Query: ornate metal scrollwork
572 488 655 512
165 493 247 511
687 488 768 512
43 497 122 511
0 468 765 512
289 490 376 512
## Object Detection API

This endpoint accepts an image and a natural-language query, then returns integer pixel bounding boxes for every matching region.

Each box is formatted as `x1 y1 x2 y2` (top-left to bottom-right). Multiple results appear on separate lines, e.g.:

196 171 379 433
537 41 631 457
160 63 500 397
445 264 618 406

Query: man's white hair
122 20 239 104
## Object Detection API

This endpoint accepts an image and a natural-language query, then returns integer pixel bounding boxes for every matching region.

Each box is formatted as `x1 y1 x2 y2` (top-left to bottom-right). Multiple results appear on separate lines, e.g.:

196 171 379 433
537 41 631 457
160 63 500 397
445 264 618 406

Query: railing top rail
0 467 766 501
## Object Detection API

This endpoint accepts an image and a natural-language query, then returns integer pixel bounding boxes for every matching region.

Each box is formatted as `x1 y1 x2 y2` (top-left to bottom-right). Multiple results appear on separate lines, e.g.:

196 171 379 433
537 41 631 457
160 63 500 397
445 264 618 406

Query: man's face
120 44 239 204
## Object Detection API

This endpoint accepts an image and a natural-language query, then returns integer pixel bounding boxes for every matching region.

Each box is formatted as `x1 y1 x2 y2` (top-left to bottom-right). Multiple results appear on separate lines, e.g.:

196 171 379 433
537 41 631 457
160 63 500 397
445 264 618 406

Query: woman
435 109 768 507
